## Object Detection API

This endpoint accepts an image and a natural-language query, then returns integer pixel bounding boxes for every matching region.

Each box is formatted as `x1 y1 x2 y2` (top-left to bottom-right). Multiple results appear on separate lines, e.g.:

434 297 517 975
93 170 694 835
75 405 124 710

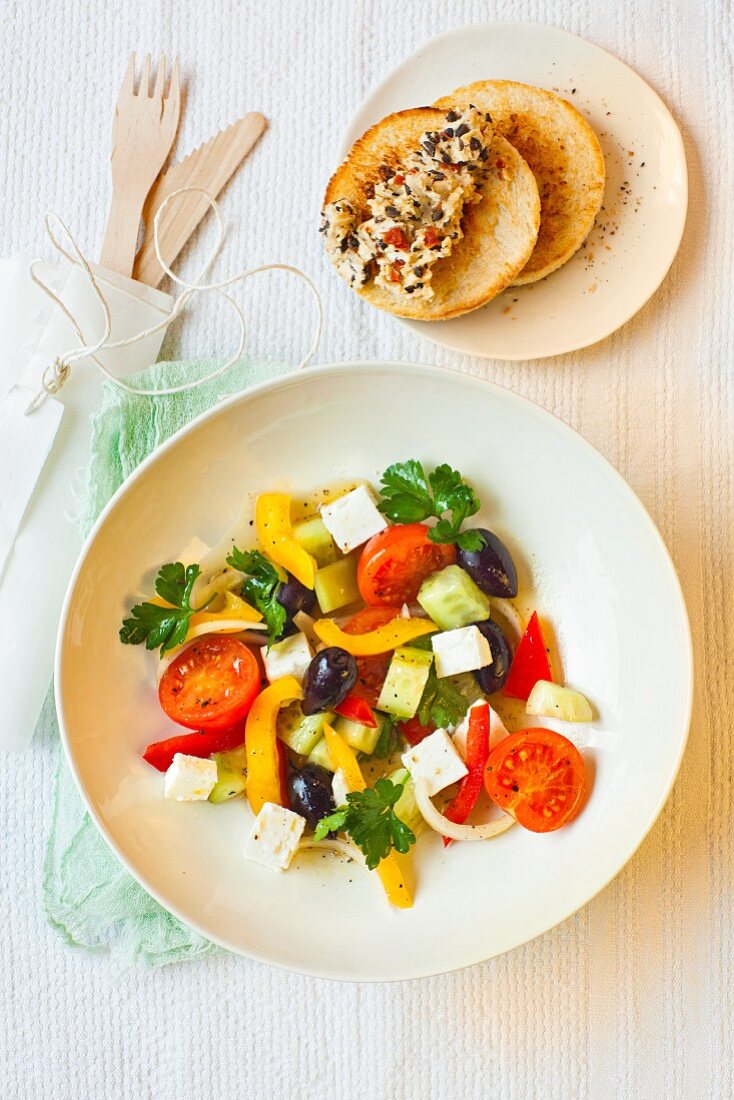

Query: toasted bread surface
435 81 605 284
323 107 540 320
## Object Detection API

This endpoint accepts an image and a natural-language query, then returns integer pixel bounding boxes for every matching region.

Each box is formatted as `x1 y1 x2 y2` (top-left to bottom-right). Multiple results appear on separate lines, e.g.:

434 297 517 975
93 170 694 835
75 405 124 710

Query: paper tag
0 256 173 752
0 385 64 579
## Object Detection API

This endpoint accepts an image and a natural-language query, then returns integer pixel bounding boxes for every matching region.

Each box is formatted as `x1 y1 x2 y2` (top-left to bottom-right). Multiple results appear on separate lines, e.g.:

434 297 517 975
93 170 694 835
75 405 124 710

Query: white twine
24 186 323 413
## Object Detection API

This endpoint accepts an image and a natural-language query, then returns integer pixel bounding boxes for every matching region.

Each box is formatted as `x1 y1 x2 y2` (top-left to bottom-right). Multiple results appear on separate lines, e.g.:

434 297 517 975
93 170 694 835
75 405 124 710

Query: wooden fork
99 53 181 277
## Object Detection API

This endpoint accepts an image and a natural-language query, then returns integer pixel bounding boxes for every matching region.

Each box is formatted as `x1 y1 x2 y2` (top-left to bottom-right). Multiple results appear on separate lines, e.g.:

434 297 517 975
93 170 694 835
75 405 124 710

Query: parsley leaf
226 546 286 644
401 636 467 728
376 458 435 523
314 777 416 869
377 460 483 549
119 562 211 655
416 662 468 729
315 806 348 838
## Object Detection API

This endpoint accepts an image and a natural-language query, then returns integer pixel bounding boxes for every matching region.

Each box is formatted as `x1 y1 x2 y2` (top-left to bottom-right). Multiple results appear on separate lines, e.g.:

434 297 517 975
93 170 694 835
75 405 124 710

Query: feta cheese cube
263 632 313 685
431 624 492 678
332 768 351 808
401 728 468 796
164 754 218 801
243 802 306 871
320 485 387 553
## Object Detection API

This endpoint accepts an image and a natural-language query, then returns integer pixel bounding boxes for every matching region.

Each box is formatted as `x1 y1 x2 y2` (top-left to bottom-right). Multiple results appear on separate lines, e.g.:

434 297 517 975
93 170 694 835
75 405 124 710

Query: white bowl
338 23 688 360
56 363 692 980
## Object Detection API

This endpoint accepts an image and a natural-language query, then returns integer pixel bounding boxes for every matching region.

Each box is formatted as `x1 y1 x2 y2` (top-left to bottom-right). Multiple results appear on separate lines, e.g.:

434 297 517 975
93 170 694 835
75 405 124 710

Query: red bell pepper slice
398 715 435 746
334 691 378 727
143 723 245 772
442 702 490 846
503 611 552 701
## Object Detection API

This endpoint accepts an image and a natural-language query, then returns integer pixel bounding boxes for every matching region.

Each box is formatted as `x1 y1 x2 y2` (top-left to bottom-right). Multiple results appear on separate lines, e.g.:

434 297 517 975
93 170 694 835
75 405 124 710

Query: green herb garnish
226 546 286 644
119 562 214 655
416 662 468 729
377 460 484 551
314 777 416 869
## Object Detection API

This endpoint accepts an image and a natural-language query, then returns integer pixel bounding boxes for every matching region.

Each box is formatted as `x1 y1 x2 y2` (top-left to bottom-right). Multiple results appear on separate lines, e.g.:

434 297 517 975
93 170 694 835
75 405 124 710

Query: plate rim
336 21 689 361
54 360 694 981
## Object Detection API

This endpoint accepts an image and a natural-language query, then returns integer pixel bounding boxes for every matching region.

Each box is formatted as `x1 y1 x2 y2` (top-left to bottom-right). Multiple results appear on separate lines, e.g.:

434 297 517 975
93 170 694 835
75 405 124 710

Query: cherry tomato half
357 523 456 606
343 605 401 706
398 715 435 746
484 727 587 833
158 635 261 733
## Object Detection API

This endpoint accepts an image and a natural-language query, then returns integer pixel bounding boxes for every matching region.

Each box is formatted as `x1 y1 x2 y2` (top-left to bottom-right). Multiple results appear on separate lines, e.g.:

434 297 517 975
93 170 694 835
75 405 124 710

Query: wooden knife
133 111 267 287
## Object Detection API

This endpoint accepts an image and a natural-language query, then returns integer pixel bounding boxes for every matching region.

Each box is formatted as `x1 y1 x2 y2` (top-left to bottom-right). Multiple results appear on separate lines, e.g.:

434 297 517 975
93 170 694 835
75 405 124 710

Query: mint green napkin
41 358 291 965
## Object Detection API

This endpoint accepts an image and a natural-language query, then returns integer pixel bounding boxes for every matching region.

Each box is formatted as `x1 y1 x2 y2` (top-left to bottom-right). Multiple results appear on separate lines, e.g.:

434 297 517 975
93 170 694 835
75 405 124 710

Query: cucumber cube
209 745 248 804
314 555 360 613
277 703 335 755
307 736 335 772
333 714 382 755
386 767 424 835
450 671 486 708
526 680 593 722
417 565 490 630
292 516 338 567
377 646 433 719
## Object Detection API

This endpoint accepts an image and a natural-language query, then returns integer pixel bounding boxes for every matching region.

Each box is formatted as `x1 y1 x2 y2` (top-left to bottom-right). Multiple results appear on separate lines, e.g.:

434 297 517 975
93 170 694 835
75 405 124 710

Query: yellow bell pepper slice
246 676 302 814
323 724 413 909
189 590 263 627
255 493 317 590
314 616 437 656
150 590 262 625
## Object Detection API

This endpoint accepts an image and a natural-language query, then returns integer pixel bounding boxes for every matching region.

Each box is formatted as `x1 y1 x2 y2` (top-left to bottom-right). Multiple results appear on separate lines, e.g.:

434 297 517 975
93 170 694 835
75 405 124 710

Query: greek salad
120 460 593 909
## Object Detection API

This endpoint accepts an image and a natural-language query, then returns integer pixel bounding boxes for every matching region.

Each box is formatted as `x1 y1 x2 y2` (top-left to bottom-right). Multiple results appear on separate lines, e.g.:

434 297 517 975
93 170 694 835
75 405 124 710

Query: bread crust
435 81 605 284
323 107 540 320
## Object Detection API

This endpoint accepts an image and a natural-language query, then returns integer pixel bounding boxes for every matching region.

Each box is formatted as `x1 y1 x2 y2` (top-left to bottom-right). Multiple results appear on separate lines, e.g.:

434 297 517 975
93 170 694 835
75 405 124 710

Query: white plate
56 363 692 981
337 23 688 360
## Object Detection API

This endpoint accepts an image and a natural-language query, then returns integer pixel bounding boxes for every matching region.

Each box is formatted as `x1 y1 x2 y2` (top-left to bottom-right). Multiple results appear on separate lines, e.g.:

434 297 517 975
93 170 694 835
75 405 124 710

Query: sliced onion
295 837 372 877
184 618 266 642
414 780 515 841
491 598 525 641
293 611 319 645
192 566 243 607
235 630 270 647
297 836 362 859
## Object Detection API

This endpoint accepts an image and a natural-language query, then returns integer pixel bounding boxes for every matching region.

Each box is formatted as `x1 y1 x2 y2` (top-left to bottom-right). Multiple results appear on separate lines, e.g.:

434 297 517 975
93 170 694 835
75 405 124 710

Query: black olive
472 619 512 695
276 575 317 637
302 647 357 715
287 764 335 831
455 528 518 598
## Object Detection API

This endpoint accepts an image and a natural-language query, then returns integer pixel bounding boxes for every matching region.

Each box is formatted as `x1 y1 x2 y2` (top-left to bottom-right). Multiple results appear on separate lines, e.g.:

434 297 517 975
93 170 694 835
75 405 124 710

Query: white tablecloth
1 1 730 1096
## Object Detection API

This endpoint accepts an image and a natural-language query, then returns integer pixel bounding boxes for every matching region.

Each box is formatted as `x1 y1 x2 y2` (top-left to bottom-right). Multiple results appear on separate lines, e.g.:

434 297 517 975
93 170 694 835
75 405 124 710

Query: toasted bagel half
323 107 540 320
435 82 605 285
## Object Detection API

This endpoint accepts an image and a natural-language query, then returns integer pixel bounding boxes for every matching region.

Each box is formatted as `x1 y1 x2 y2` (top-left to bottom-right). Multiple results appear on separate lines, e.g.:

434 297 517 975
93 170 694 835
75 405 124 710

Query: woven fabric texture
1 1 731 1097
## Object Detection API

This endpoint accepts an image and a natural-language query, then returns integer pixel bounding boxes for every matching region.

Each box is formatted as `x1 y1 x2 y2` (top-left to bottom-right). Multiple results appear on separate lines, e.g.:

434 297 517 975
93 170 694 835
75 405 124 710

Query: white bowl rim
54 360 694 980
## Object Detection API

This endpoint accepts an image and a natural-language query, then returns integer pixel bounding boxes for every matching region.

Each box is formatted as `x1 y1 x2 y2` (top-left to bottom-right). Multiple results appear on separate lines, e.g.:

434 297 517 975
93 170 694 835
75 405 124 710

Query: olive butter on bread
435 81 605 285
321 106 540 321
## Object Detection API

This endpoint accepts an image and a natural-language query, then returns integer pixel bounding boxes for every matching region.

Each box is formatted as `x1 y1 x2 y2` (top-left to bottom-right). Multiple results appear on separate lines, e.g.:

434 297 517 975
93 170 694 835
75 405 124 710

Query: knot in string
24 358 72 413
23 187 322 414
